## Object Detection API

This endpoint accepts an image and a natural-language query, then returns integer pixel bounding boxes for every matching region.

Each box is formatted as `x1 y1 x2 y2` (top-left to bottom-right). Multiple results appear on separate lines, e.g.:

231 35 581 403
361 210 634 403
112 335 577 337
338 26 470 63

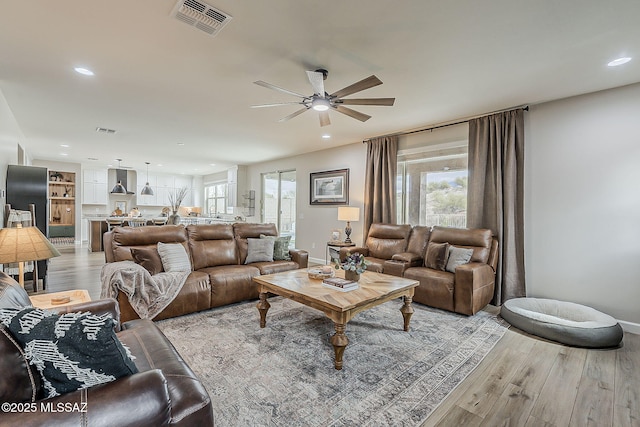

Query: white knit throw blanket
100 261 189 320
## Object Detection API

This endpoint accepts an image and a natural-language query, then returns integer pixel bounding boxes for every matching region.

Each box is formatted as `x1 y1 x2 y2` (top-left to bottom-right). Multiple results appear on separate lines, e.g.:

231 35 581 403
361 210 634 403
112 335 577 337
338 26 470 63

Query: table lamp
0 224 61 288
337 206 360 243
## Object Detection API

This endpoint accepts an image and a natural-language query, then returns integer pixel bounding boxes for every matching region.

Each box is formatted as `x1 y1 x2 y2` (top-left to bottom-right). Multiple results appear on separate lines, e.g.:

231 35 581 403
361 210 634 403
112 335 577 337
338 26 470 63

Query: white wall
246 143 368 264
525 82 640 328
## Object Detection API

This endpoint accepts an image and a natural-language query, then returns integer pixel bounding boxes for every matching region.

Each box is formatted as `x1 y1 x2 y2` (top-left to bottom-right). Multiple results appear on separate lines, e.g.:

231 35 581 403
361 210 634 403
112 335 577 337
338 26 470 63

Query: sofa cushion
187 224 238 269
445 246 474 273
199 265 261 308
110 225 190 265
405 267 456 312
365 223 412 260
425 242 450 271
430 226 493 264
245 238 274 264
0 325 40 403
0 307 138 398
260 234 292 261
234 223 279 264
130 247 164 276
363 257 386 273
157 242 191 272
252 260 299 275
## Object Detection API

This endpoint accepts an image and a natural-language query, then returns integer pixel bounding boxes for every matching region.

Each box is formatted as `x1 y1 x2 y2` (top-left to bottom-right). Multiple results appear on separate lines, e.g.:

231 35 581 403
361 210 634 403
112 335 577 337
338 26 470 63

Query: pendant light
111 159 127 194
141 162 154 196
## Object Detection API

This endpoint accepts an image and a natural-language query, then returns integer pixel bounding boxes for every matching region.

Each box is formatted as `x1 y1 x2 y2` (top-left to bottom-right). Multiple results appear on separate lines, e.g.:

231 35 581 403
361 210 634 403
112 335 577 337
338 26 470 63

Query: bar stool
128 218 147 228
153 218 168 226
106 218 124 231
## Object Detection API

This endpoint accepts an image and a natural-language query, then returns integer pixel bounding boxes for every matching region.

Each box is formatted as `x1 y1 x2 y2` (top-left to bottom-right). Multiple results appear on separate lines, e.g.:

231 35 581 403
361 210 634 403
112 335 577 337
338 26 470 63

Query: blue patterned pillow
0 307 138 398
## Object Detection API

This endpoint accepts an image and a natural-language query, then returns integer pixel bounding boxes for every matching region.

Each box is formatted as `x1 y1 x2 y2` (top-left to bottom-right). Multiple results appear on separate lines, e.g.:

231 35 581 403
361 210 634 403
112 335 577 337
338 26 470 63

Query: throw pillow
425 242 450 271
445 246 474 273
245 238 274 264
130 247 164 276
157 242 191 272
260 234 292 261
0 307 138 398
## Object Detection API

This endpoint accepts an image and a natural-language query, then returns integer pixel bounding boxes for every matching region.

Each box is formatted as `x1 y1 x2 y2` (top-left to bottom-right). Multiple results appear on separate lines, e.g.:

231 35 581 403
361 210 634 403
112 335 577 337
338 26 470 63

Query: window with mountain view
397 146 467 227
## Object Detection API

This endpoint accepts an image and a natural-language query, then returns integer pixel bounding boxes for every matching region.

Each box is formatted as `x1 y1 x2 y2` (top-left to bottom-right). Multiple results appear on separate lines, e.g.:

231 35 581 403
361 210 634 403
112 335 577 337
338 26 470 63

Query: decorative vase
345 270 360 282
168 211 181 225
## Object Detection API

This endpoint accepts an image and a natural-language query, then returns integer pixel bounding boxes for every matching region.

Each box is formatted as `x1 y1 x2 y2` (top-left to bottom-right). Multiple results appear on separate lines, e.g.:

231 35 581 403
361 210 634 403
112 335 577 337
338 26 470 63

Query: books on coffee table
322 277 359 292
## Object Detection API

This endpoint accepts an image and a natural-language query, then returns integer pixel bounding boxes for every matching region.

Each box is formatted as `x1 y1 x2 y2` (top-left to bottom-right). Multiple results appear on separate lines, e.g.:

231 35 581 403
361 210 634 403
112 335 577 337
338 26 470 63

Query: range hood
111 169 135 194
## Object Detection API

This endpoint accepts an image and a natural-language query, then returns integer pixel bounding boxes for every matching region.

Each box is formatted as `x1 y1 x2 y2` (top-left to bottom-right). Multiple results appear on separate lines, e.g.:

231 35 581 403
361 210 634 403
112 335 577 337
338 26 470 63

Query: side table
29 289 92 310
326 241 356 264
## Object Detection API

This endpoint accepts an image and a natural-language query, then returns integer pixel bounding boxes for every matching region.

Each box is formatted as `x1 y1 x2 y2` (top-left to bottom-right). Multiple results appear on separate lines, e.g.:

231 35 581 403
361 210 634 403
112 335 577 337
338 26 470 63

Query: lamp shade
0 225 61 264
111 181 127 194
337 206 360 222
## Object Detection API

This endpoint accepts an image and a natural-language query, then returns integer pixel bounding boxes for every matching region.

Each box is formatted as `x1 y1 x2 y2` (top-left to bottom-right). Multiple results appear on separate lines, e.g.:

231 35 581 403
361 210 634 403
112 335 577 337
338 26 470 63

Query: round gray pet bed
500 298 623 348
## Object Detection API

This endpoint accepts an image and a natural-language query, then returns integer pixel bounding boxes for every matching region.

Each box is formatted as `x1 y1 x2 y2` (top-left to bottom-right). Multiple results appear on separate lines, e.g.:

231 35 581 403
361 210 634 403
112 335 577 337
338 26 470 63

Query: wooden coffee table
253 269 419 370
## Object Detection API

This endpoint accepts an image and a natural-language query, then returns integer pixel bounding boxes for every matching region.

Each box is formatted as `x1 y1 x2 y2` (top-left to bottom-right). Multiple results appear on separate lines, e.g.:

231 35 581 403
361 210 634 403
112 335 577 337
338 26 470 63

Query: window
397 145 467 227
204 182 228 216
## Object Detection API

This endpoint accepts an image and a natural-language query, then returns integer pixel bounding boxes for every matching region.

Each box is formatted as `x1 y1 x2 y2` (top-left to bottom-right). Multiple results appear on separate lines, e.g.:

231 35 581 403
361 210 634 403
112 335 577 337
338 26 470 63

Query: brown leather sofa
103 222 308 322
342 223 498 315
0 271 213 426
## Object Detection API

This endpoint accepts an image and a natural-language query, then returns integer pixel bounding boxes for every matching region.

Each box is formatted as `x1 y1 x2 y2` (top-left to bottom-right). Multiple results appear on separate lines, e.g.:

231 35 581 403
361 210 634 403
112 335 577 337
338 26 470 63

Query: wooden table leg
330 322 349 370
257 292 270 328
400 295 415 332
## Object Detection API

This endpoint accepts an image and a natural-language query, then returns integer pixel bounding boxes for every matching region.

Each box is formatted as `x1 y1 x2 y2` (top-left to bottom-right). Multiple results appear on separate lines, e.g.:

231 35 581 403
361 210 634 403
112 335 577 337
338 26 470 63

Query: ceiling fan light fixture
312 98 330 111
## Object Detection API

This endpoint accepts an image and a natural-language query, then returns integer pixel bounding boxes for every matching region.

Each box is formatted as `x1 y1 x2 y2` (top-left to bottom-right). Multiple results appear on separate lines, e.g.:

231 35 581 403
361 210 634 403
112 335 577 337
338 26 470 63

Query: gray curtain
363 136 398 236
467 109 525 305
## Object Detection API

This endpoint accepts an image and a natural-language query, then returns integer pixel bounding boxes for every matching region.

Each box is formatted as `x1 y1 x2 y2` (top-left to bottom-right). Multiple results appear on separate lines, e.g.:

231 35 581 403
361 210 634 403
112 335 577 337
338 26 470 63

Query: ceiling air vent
171 0 232 37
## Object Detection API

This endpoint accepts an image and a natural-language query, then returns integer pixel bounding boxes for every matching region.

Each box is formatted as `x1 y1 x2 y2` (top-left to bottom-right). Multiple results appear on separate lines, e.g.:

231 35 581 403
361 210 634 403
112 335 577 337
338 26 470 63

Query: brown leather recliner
404 226 498 315
339 223 412 273
0 271 213 426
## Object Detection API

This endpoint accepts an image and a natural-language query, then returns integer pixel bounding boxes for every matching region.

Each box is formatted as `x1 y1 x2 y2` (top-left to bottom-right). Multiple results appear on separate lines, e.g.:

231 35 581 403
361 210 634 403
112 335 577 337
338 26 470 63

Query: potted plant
168 186 189 225
334 252 368 282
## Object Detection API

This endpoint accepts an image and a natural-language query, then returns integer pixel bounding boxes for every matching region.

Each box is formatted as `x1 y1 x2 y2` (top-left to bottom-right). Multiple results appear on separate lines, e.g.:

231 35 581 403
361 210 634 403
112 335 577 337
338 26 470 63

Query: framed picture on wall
114 200 127 214
310 168 349 205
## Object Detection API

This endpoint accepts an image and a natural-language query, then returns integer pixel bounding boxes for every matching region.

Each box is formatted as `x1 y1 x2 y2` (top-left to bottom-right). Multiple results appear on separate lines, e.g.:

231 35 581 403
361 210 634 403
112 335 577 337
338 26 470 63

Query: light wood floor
39 243 640 427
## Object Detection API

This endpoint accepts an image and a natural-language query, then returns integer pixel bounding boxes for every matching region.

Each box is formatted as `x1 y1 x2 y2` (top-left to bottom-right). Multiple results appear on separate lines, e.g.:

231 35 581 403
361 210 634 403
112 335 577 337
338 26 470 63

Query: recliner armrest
391 252 423 267
454 262 496 315
55 298 122 331
289 249 309 268
339 246 368 261
0 369 172 427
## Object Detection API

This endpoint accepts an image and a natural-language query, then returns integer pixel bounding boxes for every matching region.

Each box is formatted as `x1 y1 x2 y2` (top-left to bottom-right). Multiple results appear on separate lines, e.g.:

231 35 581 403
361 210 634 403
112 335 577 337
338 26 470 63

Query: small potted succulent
335 252 368 282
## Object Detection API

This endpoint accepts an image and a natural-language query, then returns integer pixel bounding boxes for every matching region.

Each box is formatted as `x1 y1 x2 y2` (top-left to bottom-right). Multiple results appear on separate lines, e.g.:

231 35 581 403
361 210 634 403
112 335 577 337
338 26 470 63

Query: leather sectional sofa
341 224 498 315
103 222 308 322
0 271 213 426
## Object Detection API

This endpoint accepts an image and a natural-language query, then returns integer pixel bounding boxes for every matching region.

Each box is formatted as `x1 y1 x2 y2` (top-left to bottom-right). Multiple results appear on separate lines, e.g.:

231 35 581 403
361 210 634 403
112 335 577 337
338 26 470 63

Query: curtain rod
363 105 529 143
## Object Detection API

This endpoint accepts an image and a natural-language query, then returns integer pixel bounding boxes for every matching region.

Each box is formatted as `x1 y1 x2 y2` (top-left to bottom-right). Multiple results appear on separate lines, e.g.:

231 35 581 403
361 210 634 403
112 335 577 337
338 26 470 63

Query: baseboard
618 320 640 335
308 256 325 266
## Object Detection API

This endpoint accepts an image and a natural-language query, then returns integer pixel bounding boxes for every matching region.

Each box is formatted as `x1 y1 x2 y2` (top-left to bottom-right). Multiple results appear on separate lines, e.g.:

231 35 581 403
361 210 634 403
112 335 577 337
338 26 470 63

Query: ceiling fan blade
334 105 371 122
254 80 307 98
330 75 383 99
319 111 331 127
251 101 305 108
339 98 395 106
278 107 309 122
306 70 326 96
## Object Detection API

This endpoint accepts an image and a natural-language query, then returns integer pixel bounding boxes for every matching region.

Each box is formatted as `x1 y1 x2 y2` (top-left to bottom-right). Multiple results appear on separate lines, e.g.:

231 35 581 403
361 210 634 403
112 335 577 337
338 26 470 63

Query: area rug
157 297 509 426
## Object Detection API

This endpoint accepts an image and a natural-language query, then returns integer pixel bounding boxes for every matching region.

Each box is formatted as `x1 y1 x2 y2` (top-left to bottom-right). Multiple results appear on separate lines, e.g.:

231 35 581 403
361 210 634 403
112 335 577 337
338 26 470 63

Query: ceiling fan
251 69 395 127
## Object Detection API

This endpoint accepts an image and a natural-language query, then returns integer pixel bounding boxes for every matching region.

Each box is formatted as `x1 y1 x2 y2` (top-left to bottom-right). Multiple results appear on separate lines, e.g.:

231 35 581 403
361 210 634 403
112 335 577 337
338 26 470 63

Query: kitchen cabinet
82 169 108 204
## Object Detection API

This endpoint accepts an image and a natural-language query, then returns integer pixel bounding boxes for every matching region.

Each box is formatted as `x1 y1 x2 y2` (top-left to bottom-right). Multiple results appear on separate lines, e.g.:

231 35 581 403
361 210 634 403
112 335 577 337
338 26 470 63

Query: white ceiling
1 0 639 175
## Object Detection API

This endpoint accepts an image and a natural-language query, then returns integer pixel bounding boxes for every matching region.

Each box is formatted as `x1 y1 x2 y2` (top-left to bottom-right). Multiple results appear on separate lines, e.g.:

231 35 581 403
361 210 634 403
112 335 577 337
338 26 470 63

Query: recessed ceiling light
157 164 163 167
177 142 185 146
74 67 94 76
60 153 68 156
607 57 631 67
322 134 331 139
209 163 216 166
60 144 69 148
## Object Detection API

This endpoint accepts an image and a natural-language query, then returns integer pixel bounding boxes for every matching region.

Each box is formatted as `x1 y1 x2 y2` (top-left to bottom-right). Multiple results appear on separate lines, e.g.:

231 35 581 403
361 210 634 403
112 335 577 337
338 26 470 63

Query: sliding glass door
262 170 296 246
